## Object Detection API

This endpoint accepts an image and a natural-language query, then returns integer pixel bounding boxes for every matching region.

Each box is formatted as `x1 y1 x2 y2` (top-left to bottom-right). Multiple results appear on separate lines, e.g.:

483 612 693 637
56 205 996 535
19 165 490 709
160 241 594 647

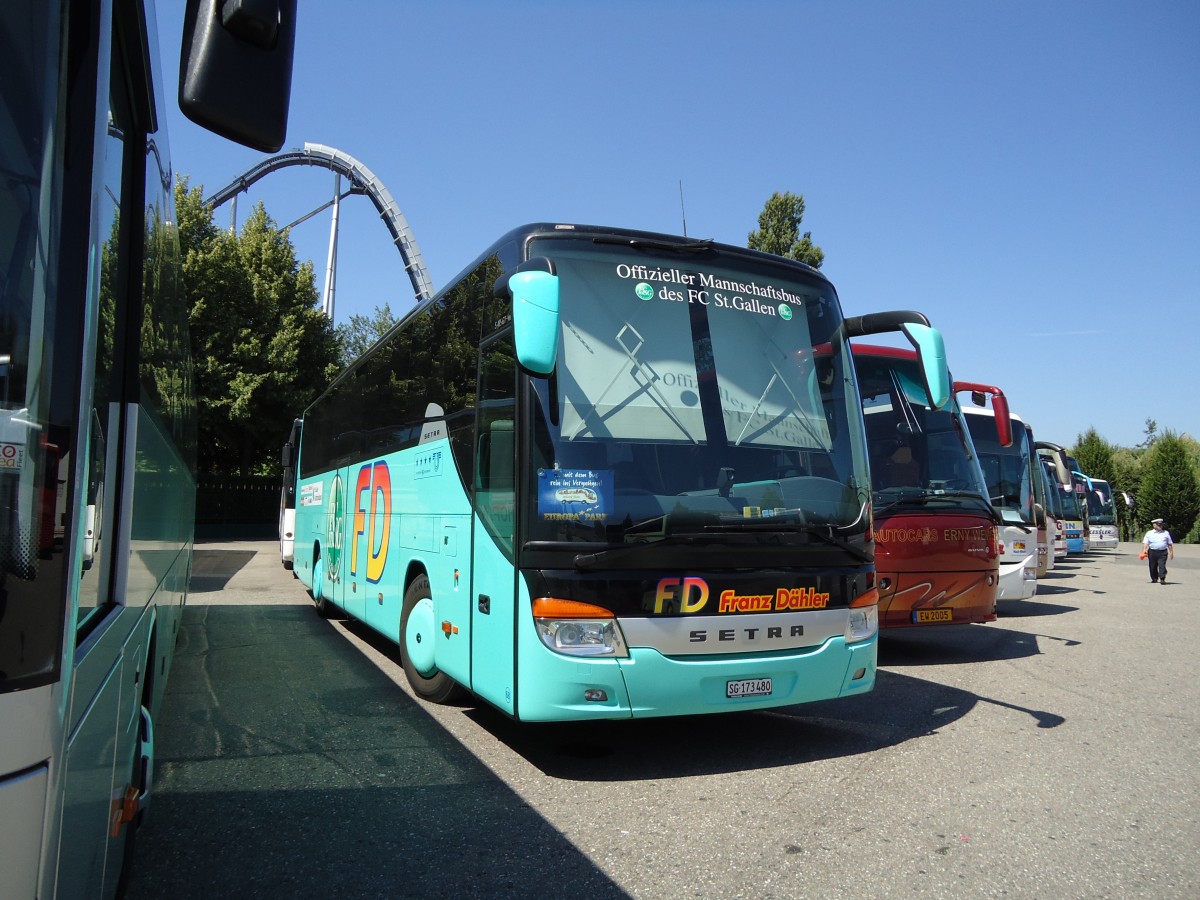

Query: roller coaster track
205 142 434 305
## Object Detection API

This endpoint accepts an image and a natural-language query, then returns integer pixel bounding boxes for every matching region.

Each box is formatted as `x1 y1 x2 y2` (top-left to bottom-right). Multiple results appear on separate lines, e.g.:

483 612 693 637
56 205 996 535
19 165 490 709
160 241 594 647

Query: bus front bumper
515 635 877 722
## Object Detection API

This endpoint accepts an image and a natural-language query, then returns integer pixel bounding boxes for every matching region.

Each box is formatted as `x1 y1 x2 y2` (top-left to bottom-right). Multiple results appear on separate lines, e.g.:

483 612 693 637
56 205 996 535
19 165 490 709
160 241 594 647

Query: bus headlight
532 597 629 658
846 605 878 643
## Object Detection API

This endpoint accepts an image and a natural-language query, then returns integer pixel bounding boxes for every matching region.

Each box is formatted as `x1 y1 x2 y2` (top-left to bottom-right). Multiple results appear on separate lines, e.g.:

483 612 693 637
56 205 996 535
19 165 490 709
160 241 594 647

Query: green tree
1111 448 1143 541
747 191 825 268
1071 428 1132 539
1139 417 1158 448
1135 431 1200 543
176 179 342 475
336 302 399 365
1072 428 1115 484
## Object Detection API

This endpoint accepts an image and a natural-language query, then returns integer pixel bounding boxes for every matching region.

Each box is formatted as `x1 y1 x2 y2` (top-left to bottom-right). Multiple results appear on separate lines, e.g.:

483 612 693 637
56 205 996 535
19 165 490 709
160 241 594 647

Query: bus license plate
914 609 952 623
727 678 773 699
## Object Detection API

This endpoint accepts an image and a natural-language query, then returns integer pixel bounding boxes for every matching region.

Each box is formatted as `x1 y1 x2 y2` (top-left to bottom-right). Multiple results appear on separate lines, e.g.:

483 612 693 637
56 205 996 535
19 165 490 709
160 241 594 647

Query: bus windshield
523 238 869 544
856 351 989 510
1059 484 1085 519
964 413 1035 526
1087 479 1116 525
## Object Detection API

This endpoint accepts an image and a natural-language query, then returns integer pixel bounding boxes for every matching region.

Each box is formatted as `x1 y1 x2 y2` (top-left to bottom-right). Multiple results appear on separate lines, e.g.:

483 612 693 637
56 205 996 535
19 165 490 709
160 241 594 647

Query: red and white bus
853 349 1003 628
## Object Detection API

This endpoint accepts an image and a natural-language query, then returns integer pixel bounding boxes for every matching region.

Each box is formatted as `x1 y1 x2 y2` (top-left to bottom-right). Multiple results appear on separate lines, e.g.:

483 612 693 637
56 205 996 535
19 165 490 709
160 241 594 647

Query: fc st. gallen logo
326 474 345 578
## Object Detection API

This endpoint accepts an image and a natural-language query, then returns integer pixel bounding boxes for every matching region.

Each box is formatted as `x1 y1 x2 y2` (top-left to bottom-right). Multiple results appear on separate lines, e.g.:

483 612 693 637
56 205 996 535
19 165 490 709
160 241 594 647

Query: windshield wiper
572 533 724 571
875 490 1002 524
703 520 873 563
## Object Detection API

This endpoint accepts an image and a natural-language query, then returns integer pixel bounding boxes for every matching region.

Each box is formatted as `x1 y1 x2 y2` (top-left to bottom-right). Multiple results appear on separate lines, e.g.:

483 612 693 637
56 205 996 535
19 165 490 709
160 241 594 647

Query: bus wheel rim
405 597 437 676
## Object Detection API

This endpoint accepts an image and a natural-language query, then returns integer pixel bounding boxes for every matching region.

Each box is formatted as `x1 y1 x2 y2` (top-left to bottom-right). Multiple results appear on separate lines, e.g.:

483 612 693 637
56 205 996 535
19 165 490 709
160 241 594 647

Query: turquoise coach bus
292 224 950 721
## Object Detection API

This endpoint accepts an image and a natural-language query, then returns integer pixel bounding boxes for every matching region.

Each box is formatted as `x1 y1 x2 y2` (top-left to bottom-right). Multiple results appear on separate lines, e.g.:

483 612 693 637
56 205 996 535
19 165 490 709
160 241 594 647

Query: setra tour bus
852 349 1003 628
1084 477 1118 550
291 225 951 721
960 395 1039 601
1022 421 1053 577
1037 442 1089 553
280 419 302 570
1040 458 1069 562
0 0 296 895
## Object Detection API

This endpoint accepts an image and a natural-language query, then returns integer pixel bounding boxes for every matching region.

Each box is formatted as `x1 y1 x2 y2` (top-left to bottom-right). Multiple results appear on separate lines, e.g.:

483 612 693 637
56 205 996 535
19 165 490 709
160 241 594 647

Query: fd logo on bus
352 462 391 583
326 474 345 578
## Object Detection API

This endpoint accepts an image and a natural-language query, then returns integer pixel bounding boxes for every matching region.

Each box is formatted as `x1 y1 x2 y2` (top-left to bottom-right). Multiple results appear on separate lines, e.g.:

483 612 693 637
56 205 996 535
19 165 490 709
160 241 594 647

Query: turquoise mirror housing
511 270 561 376
900 322 949 410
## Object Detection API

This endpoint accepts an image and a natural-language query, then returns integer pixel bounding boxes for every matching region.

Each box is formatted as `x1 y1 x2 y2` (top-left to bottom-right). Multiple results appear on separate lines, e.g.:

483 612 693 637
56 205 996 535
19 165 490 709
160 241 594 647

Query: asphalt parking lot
126 541 1200 899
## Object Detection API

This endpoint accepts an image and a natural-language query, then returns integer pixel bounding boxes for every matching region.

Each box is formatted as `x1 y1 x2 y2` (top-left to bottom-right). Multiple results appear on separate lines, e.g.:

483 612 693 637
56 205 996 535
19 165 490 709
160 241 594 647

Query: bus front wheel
401 575 464 704
312 555 335 618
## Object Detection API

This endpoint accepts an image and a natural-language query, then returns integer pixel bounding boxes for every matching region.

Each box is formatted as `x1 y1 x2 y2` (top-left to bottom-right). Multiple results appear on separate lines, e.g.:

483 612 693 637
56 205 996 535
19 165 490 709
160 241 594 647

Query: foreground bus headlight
844 588 883 643
533 597 629 658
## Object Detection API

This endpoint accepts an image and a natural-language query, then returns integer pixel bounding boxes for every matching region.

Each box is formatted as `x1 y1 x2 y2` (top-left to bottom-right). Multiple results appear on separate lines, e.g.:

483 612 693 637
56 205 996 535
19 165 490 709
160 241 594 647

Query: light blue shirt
1143 528 1173 551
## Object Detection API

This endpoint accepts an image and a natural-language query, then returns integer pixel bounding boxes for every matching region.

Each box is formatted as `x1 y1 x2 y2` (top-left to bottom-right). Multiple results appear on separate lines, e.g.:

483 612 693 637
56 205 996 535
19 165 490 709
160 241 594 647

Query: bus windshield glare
857 354 989 508
964 414 1035 526
522 238 870 545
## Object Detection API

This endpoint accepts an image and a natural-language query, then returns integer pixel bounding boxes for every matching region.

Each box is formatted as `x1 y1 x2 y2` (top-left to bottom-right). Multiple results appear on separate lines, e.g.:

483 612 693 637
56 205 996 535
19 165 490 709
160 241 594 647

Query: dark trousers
1148 548 1169 582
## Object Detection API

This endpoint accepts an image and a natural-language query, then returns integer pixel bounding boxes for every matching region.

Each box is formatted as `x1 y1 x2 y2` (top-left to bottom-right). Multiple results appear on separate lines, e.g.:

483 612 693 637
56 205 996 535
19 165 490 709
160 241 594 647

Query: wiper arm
875 490 1002 524
573 532 722 571
706 520 873 563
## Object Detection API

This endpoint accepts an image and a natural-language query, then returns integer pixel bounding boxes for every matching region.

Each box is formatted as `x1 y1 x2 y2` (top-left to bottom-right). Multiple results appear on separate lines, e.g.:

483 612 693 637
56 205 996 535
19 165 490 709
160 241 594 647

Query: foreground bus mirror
899 322 950 410
503 268 560 376
179 0 296 152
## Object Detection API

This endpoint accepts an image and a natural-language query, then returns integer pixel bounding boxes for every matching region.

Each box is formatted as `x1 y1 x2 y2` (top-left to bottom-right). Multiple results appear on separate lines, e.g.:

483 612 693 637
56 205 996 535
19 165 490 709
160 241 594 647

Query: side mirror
511 272 560 375
281 443 294 468
990 392 1013 447
899 322 950 410
179 0 297 152
496 260 560 376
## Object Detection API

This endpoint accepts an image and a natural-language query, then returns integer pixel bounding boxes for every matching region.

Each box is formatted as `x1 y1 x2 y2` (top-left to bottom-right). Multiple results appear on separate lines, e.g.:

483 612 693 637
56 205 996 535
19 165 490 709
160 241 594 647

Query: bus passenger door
469 339 518 716
334 463 366 622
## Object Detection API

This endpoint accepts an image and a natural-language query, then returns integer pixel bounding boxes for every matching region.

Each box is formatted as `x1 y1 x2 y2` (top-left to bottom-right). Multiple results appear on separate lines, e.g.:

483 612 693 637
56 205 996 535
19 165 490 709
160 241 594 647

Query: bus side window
479 421 514 491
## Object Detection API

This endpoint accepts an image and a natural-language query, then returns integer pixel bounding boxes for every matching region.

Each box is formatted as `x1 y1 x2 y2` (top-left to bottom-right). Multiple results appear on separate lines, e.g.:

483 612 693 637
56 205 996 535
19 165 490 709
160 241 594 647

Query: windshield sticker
617 263 804 319
537 469 613 523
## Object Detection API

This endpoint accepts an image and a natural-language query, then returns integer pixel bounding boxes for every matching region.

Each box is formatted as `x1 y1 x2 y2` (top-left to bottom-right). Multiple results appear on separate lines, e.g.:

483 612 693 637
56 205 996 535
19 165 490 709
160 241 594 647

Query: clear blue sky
156 1 1198 450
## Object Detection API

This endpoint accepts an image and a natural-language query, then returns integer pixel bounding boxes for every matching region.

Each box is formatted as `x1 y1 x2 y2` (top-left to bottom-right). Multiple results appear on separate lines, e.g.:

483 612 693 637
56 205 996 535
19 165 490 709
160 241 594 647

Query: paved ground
126 541 1200 899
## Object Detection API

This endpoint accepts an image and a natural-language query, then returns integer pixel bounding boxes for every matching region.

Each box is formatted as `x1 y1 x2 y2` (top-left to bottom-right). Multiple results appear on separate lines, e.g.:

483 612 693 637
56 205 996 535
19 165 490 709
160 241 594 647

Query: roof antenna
678 180 688 237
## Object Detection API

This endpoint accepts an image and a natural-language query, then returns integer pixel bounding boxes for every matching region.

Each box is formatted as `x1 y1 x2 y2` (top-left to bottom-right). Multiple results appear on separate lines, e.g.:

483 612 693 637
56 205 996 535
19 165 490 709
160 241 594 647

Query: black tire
312 553 337 618
400 574 465 703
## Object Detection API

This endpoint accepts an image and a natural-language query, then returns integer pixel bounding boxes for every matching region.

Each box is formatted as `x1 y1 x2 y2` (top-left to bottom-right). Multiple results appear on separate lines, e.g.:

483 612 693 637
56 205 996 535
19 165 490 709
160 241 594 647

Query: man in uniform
1142 517 1174 584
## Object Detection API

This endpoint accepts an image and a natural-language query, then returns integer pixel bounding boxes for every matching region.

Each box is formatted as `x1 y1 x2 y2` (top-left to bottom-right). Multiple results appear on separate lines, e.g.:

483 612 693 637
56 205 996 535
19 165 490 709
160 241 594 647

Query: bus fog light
852 667 867 681
846 606 878 642
535 618 629 658
584 689 608 702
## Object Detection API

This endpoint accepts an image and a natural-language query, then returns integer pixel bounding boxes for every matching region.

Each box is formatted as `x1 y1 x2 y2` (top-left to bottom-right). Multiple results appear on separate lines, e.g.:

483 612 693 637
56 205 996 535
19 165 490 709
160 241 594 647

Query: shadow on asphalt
125 603 629 900
188 548 257 593
464 666 985 781
333 609 1070 783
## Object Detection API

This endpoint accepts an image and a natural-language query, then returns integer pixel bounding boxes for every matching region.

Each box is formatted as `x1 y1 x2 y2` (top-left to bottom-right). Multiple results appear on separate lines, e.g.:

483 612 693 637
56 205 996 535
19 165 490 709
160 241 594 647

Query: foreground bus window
1 0 293 895
854 347 1000 629
293 224 948 721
